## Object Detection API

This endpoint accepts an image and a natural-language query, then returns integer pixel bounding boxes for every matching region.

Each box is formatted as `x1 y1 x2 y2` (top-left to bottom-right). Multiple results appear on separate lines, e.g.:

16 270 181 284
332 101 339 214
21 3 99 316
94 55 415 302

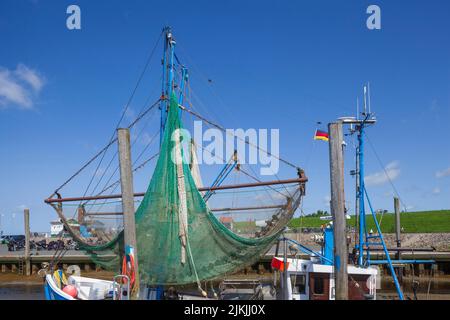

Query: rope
85 99 159 211
94 152 159 197
239 166 289 199
365 133 408 212
50 29 163 196
195 140 289 200
50 97 159 207
51 139 117 195
87 127 159 214
348 274 370 298
77 51 161 208
183 80 299 201
61 97 160 225
182 213 207 297
121 254 136 291
179 104 301 170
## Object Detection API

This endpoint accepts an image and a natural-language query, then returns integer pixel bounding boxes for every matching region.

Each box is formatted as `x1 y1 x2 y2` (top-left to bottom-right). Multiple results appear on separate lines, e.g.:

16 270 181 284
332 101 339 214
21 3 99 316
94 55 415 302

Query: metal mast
160 26 177 147
352 85 405 299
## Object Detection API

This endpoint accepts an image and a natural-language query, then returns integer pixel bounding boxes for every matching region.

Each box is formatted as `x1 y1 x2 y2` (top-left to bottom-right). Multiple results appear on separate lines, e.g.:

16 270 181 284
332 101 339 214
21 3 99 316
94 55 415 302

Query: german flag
314 129 329 141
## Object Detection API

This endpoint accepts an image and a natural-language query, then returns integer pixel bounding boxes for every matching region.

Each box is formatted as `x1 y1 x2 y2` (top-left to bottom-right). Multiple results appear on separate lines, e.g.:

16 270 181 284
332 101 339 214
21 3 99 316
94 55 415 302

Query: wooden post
394 197 403 280
283 237 289 300
117 128 139 298
24 208 31 276
328 122 348 300
77 205 85 225
394 197 401 248
32 264 38 275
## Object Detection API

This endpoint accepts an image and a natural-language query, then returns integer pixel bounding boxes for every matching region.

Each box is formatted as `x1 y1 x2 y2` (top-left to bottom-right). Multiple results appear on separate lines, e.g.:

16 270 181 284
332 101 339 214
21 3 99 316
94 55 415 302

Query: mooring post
283 236 289 300
394 197 401 248
24 208 31 276
117 128 139 298
354 146 360 247
328 122 348 300
77 205 85 225
394 197 402 279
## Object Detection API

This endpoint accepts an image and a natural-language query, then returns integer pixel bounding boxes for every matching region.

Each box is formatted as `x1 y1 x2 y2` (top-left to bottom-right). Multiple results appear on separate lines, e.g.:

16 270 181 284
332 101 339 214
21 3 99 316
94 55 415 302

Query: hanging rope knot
198 285 207 298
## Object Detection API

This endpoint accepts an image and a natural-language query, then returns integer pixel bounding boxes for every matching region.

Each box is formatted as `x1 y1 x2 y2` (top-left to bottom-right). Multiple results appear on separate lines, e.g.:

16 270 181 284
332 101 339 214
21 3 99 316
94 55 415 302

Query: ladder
18 257 24 275
360 189 404 300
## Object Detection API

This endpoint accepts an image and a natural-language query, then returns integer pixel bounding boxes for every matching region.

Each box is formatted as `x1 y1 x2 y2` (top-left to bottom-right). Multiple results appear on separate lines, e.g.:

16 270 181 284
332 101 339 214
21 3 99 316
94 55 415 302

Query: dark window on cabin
290 274 306 294
313 276 325 295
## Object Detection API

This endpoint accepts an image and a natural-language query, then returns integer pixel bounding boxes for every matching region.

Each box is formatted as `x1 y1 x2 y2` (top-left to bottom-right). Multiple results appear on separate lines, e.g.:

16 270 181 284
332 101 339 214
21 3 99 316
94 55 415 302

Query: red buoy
62 285 78 298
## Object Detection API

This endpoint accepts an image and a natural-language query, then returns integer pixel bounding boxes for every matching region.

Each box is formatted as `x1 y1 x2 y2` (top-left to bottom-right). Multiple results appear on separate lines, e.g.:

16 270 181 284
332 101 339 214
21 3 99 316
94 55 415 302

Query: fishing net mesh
50 93 305 285
134 94 289 285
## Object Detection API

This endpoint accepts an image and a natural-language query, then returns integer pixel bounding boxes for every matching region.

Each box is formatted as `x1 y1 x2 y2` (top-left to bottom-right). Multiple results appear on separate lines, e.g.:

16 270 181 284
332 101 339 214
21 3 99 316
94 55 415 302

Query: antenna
363 85 367 115
367 82 371 115
356 97 359 120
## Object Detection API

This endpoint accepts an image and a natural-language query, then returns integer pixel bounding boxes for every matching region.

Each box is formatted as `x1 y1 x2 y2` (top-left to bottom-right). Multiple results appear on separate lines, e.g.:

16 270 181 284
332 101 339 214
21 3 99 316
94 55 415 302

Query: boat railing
112 275 130 300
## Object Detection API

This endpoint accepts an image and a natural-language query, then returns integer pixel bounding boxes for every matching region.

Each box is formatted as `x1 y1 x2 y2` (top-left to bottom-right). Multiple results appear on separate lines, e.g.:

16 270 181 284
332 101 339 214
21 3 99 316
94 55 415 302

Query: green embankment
288 210 450 233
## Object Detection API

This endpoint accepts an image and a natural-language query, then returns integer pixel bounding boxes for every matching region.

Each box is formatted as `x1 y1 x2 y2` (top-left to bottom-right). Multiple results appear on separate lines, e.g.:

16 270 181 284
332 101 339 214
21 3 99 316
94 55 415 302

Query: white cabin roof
274 257 378 276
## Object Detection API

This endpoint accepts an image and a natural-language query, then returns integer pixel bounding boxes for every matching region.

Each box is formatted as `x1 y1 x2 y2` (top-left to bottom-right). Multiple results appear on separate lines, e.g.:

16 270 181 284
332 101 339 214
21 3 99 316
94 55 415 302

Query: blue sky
0 0 449 234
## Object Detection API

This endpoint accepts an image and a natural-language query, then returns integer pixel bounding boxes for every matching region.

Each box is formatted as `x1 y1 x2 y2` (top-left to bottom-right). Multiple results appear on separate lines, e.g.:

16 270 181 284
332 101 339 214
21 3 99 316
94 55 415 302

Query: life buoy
121 254 136 289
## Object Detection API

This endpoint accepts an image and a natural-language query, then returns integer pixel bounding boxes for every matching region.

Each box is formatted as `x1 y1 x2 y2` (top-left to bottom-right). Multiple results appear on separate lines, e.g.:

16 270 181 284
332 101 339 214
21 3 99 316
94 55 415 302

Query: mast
354 98 360 249
160 27 176 147
160 27 168 147
357 123 365 266
352 84 405 300
167 31 176 98
178 67 188 108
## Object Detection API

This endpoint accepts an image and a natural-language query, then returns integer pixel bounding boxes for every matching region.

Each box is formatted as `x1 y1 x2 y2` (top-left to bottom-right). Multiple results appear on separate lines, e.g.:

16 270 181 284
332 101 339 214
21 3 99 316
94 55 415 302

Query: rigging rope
76 28 163 206
195 139 289 199
365 133 409 212
178 104 301 171
95 152 160 198
85 102 158 208
50 29 163 196
84 108 160 214
183 97 297 200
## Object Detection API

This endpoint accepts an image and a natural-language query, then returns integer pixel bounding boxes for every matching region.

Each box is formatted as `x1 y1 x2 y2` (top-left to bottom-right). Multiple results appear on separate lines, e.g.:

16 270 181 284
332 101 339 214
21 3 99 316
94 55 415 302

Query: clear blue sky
0 0 449 234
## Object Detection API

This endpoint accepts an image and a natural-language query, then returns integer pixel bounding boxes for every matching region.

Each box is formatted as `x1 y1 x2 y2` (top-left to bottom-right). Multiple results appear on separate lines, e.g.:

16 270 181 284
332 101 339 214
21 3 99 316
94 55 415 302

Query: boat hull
44 274 75 300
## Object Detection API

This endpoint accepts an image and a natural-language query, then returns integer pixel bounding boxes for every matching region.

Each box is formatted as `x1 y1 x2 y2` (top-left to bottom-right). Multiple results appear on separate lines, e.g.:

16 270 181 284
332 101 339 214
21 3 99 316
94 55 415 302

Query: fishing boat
270 86 436 301
41 26 308 300
44 271 115 300
271 225 378 300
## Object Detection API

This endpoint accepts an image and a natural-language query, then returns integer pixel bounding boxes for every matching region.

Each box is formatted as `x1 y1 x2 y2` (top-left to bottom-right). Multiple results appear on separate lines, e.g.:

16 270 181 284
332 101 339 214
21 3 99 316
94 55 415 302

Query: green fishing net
55 93 300 285
134 93 282 285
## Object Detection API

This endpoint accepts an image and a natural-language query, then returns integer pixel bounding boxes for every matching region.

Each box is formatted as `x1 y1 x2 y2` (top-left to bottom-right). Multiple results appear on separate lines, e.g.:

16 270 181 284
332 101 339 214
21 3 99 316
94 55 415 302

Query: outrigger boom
45 176 307 204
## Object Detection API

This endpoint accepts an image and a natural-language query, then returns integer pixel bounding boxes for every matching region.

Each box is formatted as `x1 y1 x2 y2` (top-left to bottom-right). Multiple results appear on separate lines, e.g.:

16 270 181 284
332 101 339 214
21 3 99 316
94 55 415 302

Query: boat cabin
273 257 378 300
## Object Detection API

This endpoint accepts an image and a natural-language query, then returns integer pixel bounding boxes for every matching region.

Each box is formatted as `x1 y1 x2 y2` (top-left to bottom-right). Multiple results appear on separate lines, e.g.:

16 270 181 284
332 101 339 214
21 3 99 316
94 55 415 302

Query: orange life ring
121 254 136 289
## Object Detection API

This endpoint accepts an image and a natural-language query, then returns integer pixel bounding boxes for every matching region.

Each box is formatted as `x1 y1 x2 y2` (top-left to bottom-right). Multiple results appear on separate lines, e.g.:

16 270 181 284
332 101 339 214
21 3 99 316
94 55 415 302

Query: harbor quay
1 234 449 278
